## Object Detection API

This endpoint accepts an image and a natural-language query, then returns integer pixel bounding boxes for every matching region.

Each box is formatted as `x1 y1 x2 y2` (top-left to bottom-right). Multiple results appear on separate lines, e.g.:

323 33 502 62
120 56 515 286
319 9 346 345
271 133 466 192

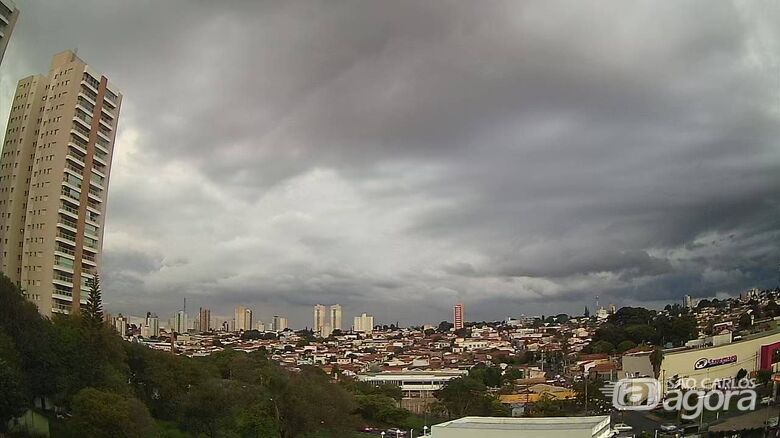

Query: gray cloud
1 0 779 326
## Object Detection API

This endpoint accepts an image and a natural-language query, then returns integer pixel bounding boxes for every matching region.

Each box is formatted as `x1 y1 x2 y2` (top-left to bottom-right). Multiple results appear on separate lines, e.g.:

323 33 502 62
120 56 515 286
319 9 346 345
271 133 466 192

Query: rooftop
433 416 610 431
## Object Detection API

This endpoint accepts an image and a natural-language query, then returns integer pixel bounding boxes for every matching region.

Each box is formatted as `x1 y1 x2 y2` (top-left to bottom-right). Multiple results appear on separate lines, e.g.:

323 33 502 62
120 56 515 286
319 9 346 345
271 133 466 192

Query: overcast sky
1 1 779 327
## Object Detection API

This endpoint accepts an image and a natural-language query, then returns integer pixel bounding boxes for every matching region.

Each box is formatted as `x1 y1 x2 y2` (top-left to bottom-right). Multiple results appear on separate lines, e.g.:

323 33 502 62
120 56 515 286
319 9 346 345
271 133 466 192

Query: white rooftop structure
431 416 612 438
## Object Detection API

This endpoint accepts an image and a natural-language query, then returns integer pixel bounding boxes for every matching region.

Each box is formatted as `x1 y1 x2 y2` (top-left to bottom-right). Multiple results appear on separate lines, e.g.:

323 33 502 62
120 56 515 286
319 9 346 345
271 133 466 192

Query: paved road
614 410 666 434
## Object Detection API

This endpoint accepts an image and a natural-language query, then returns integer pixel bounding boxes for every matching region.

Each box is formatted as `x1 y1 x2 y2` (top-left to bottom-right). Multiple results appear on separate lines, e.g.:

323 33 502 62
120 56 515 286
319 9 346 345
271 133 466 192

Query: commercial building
357 370 468 395
431 416 612 438
453 303 464 330
353 313 374 333
0 50 122 316
199 307 211 333
234 305 252 332
0 0 19 66
622 329 780 391
330 304 342 331
313 304 327 334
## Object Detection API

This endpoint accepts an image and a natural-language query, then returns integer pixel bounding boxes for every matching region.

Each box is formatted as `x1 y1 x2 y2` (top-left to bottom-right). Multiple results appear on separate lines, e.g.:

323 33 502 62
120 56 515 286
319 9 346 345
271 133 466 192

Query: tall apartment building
272 315 288 332
174 310 187 334
313 304 326 334
199 307 211 333
353 313 374 334
234 305 252 331
0 51 121 316
453 303 465 330
0 0 19 66
330 304 342 331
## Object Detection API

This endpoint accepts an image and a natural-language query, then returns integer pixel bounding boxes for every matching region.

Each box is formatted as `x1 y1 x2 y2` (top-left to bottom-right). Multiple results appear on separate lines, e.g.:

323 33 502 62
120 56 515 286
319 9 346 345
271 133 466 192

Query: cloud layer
1 0 779 326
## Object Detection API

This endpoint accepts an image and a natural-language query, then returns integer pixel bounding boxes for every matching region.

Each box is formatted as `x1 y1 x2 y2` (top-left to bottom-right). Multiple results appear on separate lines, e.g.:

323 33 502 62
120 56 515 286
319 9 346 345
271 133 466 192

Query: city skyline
0 1 778 326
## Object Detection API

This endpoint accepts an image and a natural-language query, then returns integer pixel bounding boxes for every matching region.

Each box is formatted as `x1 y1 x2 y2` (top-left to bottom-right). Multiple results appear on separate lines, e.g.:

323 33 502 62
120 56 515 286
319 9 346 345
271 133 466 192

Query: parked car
613 423 633 432
659 424 677 432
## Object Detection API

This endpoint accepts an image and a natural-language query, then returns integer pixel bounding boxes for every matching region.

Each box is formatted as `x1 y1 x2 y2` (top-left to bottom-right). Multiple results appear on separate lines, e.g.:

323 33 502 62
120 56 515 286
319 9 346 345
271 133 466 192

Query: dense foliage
586 306 698 354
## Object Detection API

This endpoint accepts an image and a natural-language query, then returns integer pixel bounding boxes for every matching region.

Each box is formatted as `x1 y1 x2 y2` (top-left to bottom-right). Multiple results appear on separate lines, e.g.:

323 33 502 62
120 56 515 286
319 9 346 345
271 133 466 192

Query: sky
1 0 779 328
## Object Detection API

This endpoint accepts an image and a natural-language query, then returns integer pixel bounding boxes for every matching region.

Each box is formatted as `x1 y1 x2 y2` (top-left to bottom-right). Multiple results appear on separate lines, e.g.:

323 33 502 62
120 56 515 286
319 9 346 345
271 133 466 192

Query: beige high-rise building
234 305 252 331
313 304 326 334
0 0 19 67
353 313 374 334
199 307 211 333
0 50 122 316
330 304 342 331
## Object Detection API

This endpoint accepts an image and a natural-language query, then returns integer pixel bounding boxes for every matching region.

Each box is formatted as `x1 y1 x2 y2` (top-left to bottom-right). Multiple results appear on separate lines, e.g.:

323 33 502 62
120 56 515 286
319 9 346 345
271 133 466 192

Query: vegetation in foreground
0 274 444 437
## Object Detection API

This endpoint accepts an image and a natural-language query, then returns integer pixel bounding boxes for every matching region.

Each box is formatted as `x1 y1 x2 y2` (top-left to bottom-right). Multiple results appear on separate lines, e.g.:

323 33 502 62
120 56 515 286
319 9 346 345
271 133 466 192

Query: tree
617 340 637 353
739 313 753 330
590 341 615 354
82 275 104 327
437 321 454 332
437 377 507 418
67 388 155 438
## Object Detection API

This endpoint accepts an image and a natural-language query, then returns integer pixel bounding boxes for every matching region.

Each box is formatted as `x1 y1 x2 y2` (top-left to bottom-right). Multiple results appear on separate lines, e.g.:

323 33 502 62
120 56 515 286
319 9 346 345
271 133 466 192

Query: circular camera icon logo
610 378 661 411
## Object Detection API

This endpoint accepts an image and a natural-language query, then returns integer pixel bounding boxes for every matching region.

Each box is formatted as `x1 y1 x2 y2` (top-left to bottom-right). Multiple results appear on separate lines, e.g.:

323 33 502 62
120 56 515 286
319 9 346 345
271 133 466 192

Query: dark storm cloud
1 0 779 325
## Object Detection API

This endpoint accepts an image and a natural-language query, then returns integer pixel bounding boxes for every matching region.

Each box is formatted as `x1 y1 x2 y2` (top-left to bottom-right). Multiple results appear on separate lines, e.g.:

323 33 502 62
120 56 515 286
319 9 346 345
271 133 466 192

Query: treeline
586 306 697 354
0 275 428 437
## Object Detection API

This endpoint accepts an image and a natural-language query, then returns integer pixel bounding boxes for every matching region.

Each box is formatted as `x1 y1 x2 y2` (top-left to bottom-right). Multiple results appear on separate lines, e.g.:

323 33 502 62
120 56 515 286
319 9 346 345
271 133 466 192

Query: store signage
694 355 737 370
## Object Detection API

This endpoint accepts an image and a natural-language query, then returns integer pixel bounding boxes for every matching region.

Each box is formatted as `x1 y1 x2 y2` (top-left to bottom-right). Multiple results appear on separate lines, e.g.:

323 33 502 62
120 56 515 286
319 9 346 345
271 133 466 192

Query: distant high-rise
0 0 19 66
174 310 187 334
313 304 327 334
353 313 374 334
684 295 694 309
234 305 253 332
142 312 159 338
330 304 342 331
272 315 288 332
199 307 211 333
453 303 465 330
0 50 122 316
114 313 127 337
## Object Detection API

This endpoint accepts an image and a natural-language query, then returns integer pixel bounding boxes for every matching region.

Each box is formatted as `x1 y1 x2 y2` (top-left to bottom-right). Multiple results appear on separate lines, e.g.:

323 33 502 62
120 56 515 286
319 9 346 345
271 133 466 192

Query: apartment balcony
73 114 91 131
65 162 84 175
70 127 90 143
87 190 102 203
57 219 78 233
91 165 106 178
80 79 98 95
52 275 74 288
104 90 118 106
53 265 74 275
59 192 81 207
82 254 97 266
78 91 96 106
58 204 79 220
97 129 111 142
55 231 77 245
66 153 86 168
93 153 108 166
99 117 112 131
89 177 105 191
86 200 101 214
101 104 115 118
54 246 76 260
76 102 94 116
